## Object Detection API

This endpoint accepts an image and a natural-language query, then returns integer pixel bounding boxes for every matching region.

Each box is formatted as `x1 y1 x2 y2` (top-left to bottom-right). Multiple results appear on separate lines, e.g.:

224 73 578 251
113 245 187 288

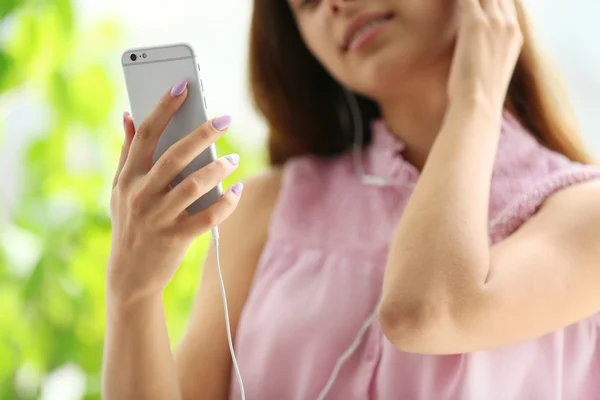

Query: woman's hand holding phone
107 80 243 306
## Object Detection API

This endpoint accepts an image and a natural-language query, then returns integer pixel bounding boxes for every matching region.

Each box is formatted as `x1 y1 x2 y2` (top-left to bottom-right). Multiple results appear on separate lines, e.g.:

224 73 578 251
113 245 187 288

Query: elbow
378 298 443 353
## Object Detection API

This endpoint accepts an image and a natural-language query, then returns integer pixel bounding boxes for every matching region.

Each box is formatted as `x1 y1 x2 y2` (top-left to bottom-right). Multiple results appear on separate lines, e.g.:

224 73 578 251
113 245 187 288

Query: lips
343 12 394 52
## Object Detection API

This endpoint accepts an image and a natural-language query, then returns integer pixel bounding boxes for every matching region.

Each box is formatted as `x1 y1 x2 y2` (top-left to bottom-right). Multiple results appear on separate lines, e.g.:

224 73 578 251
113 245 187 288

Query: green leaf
0 0 267 394
69 65 115 129
4 12 38 79
0 51 18 91
22 259 44 302
54 0 73 34
0 0 20 20
47 71 71 124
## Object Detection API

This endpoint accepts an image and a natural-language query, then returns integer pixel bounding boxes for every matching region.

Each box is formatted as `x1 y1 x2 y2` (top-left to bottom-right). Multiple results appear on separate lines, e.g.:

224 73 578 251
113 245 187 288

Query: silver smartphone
121 43 222 215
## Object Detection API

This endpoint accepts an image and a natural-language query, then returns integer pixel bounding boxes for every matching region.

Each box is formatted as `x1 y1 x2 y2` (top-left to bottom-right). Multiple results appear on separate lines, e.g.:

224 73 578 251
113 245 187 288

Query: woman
102 0 600 399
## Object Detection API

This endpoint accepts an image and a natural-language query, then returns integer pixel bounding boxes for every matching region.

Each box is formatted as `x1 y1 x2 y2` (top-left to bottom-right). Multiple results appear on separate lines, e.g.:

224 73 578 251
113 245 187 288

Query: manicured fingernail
122 112 130 130
212 115 232 131
231 182 244 196
224 154 240 166
170 80 187 96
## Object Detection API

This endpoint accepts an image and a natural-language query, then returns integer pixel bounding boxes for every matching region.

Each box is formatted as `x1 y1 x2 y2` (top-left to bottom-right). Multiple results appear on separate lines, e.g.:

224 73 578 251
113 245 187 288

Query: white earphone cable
343 88 418 190
212 90 412 400
316 90 393 400
343 88 391 188
211 226 246 400
315 308 378 400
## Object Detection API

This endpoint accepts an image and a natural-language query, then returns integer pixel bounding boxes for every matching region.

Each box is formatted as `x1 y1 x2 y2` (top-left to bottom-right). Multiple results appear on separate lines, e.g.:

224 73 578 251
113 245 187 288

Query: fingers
483 0 518 21
480 0 498 15
460 0 520 27
496 0 522 42
156 154 240 221
113 112 136 188
122 79 189 178
144 115 232 194
458 0 483 14
499 0 518 21
457 0 486 26
177 183 243 238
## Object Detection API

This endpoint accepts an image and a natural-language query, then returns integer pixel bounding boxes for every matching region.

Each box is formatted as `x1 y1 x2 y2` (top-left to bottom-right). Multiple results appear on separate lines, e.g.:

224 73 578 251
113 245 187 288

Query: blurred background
0 0 598 398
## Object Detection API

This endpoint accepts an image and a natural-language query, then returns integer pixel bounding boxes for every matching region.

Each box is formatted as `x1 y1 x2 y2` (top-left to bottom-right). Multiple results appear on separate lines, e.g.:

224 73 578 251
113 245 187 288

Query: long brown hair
249 1 594 166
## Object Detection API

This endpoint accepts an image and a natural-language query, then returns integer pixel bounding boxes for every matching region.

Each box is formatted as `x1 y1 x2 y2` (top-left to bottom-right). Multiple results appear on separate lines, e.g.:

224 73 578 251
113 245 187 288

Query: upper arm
438 180 600 353
174 168 282 400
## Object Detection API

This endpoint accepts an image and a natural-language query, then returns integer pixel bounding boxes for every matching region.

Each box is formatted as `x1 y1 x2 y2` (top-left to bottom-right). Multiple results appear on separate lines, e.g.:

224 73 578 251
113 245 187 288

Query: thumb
112 112 136 188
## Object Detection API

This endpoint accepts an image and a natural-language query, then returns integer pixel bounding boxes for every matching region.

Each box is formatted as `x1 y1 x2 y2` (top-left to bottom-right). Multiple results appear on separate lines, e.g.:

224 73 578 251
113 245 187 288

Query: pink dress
230 113 600 399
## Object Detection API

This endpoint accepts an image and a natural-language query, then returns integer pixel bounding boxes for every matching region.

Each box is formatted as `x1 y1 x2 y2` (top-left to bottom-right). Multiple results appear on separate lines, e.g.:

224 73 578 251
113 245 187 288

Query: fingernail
224 154 240 166
122 111 130 131
231 182 244 196
212 115 232 131
170 80 187 96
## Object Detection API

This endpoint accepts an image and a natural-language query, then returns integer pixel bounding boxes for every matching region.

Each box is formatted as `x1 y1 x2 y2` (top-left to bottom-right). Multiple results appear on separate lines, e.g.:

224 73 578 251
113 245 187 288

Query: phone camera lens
130 54 137 61
142 53 147 59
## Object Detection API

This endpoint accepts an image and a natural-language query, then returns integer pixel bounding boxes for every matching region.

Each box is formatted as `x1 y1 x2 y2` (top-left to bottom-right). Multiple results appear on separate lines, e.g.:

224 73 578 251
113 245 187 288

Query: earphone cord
315 308 378 400
343 87 374 184
212 216 373 400
343 88 416 190
316 90 424 399
212 227 246 400
211 90 413 400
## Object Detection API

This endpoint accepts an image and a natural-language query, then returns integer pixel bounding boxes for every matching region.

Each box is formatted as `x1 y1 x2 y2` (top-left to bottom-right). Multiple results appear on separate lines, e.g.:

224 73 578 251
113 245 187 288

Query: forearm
102 292 181 400
380 98 502 329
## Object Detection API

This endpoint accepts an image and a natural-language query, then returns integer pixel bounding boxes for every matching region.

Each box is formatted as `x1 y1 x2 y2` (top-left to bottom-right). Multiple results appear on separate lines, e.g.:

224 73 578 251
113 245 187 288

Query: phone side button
200 79 204 91
197 63 201 71
204 96 208 109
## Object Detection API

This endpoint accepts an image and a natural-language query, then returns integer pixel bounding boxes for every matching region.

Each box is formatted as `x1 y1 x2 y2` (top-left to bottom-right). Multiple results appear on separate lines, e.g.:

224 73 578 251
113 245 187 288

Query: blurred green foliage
0 0 263 398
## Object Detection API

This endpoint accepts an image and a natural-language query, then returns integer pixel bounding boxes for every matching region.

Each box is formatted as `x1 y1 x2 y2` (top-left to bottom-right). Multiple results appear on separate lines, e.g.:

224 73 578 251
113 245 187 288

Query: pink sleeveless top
230 113 600 399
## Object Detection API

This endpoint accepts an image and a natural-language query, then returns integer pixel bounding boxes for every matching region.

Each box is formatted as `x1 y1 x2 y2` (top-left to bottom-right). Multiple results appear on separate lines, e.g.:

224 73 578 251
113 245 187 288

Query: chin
352 47 421 99
353 39 453 100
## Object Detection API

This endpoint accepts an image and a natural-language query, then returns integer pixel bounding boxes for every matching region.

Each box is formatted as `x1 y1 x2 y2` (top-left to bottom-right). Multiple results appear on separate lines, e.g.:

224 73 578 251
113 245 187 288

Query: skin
290 0 459 169
103 91 281 399
102 0 600 398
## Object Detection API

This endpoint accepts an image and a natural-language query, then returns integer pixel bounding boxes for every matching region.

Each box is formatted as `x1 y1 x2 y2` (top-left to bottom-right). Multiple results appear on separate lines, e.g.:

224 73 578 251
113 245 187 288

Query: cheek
426 0 458 33
399 0 458 61
301 28 346 80
399 0 457 33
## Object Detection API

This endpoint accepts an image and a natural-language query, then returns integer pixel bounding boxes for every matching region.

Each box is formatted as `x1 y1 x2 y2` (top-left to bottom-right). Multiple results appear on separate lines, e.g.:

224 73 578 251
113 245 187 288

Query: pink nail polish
224 154 240 166
123 112 130 129
231 182 244 196
170 80 187 96
212 115 232 131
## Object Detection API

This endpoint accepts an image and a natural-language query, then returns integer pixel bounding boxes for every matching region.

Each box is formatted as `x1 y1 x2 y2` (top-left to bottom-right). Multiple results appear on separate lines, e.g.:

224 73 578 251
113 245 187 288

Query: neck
377 61 451 170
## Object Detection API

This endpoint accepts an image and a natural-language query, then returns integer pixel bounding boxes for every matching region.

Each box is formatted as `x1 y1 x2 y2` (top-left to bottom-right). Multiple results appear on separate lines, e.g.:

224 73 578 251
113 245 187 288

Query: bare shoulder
537 179 600 228
543 178 600 205
220 167 283 243
493 178 600 263
239 167 283 216
175 167 284 400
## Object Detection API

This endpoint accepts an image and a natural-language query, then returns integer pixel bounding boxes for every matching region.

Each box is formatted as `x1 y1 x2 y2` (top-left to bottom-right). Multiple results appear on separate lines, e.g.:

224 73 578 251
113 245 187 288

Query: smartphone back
121 43 222 215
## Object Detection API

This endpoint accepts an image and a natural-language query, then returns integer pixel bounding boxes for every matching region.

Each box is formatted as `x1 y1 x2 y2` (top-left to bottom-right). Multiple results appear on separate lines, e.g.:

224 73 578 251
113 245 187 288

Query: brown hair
249 0 594 166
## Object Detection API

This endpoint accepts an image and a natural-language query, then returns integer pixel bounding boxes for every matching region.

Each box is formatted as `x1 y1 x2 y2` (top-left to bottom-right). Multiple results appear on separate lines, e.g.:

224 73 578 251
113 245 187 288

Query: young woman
102 0 600 398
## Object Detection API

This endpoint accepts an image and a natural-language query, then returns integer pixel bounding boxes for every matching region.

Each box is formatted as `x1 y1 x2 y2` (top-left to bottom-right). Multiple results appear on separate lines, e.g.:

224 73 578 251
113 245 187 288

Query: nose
326 0 356 16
